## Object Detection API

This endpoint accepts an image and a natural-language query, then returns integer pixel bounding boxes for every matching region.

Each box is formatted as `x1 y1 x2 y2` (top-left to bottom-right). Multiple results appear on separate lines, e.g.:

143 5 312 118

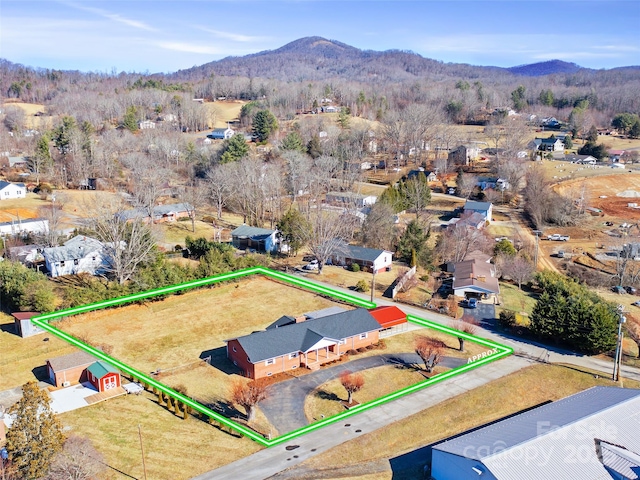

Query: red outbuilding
86 361 121 392
369 305 408 334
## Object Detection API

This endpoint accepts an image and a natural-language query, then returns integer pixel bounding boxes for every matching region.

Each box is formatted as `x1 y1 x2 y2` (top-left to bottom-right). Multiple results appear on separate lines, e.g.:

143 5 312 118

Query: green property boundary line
31 266 513 448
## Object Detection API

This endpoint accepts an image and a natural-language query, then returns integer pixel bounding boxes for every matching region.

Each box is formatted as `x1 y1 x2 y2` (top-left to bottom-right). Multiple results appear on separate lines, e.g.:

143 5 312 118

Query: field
294 363 640 479
0 194 47 222
57 276 347 417
205 100 245 128
60 391 261 480
1 101 56 130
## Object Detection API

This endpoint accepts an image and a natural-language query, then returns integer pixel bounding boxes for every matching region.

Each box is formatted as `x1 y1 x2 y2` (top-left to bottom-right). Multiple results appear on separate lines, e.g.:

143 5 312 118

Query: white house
325 192 377 208
0 218 49 236
463 200 493 223
330 244 393 273
210 127 235 140
138 120 156 130
43 235 109 278
0 181 26 200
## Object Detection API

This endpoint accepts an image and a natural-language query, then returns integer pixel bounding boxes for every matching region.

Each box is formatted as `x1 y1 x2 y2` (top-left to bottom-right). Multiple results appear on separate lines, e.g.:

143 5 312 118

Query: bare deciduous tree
502 255 535 289
339 370 364 405
230 379 268 422
453 315 479 352
456 173 478 199
46 434 105 480
298 210 353 274
436 224 492 264
414 336 446 373
206 164 234 220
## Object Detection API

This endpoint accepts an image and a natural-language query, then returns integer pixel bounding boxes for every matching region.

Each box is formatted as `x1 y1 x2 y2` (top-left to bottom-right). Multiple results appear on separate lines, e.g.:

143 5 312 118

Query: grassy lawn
155 219 219 247
59 391 261 480
0 313 80 390
299 363 640 477
57 276 346 420
485 224 515 237
305 365 442 422
498 282 537 317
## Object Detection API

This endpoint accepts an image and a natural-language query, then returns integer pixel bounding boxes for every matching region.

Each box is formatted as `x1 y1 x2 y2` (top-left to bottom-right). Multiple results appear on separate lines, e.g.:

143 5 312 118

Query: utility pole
138 424 148 480
370 269 376 303
533 230 542 268
613 305 626 382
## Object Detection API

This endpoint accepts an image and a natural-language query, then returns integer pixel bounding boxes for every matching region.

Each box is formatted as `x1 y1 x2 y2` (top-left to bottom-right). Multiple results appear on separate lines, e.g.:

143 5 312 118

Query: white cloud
194 26 268 43
156 42 225 55
61 2 157 31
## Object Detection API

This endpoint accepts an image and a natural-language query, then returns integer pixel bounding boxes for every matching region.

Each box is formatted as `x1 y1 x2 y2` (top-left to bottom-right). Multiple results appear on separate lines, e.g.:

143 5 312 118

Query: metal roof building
431 386 640 480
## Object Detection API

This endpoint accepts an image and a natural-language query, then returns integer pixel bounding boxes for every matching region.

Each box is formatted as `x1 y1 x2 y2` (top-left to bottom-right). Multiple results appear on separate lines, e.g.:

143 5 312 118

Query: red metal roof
11 312 40 321
369 306 407 328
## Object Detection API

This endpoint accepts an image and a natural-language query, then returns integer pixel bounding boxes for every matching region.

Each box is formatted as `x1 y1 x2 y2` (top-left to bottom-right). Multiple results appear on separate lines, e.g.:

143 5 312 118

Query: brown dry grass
205 100 246 128
304 365 439 422
0 313 80 390
1 102 55 129
300 363 640 475
58 276 347 408
59 391 262 480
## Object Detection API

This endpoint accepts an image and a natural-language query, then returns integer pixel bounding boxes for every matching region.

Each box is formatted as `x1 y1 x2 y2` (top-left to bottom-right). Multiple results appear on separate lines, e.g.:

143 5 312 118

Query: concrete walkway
193 355 532 480
259 353 466 433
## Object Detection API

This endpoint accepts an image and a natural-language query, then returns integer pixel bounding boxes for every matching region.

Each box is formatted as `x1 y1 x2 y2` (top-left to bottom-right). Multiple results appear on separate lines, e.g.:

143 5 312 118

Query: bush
498 310 517 329
202 215 215 224
346 349 358 356
354 279 369 292
351 263 361 272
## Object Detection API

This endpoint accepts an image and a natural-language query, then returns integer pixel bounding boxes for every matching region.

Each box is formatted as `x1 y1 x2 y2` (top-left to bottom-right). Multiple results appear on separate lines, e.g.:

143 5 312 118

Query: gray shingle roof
0 180 25 190
231 225 276 238
464 200 492 212
115 203 193 221
47 350 97 372
339 245 390 263
433 387 640 480
232 308 381 363
43 236 105 263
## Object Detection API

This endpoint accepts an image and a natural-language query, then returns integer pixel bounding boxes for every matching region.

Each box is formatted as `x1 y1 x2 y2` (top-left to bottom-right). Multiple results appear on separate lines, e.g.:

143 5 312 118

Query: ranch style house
226 308 383 379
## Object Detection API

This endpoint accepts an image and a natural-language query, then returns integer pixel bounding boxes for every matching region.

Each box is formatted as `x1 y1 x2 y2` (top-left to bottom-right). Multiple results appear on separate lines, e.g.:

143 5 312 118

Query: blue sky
1 1 639 73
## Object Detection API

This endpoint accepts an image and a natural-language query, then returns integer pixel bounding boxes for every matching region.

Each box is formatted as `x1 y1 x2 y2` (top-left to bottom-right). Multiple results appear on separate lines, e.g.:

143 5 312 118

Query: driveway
259 353 465 434
462 302 495 327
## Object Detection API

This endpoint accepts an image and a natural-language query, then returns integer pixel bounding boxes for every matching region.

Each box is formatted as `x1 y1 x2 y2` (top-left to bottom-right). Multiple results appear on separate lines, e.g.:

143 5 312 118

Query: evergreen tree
280 131 304 152
587 125 599 143
252 109 278 142
396 220 431 268
30 134 53 182
307 134 323 159
277 208 310 256
511 85 527 111
629 119 640 139
563 135 573 149
122 106 139 132
338 107 350 129
52 116 77 156
494 239 516 257
6 381 64 479
220 134 249 164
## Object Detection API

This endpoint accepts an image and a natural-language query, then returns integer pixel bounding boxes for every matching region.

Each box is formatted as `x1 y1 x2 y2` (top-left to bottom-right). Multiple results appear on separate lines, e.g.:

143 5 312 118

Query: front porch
301 341 342 370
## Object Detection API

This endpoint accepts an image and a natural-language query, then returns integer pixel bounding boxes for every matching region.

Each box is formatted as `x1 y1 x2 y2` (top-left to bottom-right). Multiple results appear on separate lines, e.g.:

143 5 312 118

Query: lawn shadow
315 389 342 402
200 346 242 375
31 365 50 383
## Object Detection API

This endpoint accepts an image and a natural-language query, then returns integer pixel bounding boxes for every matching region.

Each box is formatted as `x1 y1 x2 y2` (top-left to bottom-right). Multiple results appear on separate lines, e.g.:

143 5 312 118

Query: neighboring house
565 154 597 164
7 244 45 265
209 127 235 140
116 203 194 224
325 191 377 208
448 145 481 166
47 351 97 387
7 156 28 168
330 244 393 273
431 386 640 480
452 258 500 299
231 225 280 253
609 149 626 162
448 212 486 230
463 200 493 223
408 169 437 182
226 308 382 379
0 218 49 236
12 312 44 338
0 181 26 199
43 235 108 278
138 120 156 130
86 361 121 393
533 137 564 151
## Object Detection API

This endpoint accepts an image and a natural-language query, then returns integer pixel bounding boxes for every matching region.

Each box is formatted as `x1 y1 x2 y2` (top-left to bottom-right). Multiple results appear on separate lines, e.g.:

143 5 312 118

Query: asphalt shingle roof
43 236 104 263
232 308 381 363
47 351 96 372
339 245 389 263
231 225 276 238
464 200 492 212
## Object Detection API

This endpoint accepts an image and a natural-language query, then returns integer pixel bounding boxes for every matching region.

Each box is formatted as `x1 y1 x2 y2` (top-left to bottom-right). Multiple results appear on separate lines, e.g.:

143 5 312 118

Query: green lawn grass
498 282 537 317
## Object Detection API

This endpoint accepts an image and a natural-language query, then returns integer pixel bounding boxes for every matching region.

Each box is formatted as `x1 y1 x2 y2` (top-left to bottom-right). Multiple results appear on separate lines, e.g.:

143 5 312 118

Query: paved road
194 274 640 479
259 354 466 434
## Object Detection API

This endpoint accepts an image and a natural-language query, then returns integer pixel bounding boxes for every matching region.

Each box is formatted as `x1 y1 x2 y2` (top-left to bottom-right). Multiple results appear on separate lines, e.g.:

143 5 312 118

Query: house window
74 259 79 265
359 332 368 340
232 347 237 352
265 358 275 366
60 261 65 267
289 352 298 359
247 357 251 363
92 257 96 261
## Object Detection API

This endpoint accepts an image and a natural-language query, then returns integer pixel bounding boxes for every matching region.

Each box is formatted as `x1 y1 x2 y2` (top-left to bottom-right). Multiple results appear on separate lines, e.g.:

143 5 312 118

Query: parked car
467 298 478 308
625 286 637 294
303 259 319 270
547 234 570 241
632 300 640 307
612 286 626 294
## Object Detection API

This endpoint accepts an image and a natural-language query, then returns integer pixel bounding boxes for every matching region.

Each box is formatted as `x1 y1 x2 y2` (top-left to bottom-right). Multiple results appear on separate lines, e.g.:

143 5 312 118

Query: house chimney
295 315 306 323
477 276 486 282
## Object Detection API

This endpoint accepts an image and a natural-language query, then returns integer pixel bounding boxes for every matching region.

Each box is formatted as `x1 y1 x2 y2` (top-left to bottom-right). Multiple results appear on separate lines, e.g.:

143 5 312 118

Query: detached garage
87 361 121 392
369 306 408 337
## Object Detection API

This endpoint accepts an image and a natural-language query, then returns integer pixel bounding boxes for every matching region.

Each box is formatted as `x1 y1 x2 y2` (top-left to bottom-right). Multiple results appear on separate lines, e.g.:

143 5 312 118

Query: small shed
87 361 121 392
12 312 44 338
47 351 96 387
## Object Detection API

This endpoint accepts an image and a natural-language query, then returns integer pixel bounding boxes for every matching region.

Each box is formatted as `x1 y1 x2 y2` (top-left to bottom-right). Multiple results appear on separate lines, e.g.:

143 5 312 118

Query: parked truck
547 234 570 241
